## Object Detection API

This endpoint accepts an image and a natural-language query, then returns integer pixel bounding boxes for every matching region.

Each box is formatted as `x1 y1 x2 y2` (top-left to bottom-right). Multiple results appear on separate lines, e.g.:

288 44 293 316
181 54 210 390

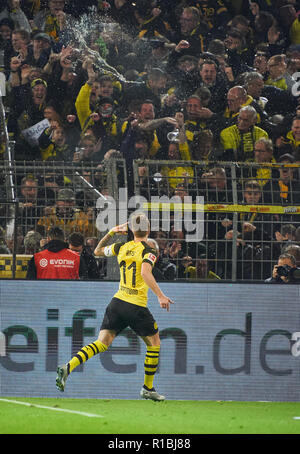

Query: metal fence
0 159 127 279
132 159 300 282
0 158 300 281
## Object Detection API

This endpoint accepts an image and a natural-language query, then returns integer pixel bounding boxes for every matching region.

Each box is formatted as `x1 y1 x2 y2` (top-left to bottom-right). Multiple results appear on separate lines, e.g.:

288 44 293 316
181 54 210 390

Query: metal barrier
1 158 300 281
132 159 300 282
0 159 127 279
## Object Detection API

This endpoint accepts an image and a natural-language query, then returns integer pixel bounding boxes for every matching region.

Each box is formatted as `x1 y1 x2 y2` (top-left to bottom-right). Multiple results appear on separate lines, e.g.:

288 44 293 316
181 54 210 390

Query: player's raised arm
141 262 174 311
94 223 128 256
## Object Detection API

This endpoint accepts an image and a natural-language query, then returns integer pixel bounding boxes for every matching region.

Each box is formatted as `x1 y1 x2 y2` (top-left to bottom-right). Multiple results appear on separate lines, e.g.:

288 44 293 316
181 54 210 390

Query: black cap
0 18 15 30
33 32 51 43
278 153 295 163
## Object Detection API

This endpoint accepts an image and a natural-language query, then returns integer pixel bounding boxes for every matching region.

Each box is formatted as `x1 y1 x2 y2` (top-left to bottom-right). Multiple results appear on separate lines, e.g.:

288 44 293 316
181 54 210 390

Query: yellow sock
143 345 160 390
67 340 108 374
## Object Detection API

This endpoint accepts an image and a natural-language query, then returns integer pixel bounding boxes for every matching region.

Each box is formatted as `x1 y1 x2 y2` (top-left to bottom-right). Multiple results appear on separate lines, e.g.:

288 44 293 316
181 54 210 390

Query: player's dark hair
68 232 84 247
47 226 65 241
244 179 261 191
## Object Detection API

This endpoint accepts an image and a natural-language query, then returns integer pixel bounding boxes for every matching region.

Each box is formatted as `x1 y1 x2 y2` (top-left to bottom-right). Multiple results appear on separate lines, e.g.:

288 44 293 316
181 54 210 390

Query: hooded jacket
26 239 86 279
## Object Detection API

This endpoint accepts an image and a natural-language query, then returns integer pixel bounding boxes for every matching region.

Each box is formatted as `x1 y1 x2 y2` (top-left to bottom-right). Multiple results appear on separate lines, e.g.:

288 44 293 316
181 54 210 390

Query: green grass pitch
1 397 300 434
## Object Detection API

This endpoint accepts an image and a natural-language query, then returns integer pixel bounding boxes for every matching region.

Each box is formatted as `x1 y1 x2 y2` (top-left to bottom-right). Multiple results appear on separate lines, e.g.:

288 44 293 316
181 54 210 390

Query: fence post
231 163 238 282
11 201 19 280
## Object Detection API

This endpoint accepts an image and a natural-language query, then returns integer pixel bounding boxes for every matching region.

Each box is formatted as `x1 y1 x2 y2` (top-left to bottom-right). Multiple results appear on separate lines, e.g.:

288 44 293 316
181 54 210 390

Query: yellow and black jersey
185 120 209 142
104 240 157 307
220 124 268 160
280 130 300 154
137 15 171 39
187 0 229 29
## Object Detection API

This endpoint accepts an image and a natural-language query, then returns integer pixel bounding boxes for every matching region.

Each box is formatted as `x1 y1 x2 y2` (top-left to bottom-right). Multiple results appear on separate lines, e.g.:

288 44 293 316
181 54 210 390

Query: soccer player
56 213 174 401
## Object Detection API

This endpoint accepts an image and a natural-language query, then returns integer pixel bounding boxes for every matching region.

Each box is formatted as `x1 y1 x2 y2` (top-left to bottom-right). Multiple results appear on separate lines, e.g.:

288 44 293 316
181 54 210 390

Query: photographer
147 237 176 281
265 253 299 283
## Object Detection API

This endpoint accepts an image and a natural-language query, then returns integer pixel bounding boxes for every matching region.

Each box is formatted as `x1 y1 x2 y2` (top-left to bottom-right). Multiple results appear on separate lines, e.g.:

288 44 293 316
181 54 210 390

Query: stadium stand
1 0 300 281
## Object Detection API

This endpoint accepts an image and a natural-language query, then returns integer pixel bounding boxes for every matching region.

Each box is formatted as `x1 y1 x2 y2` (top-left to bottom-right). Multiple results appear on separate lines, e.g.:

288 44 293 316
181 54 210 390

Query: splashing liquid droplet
65 8 143 86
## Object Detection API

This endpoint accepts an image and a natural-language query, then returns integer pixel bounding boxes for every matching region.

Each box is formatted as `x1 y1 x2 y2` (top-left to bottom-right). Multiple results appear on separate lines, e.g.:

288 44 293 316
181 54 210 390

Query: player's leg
56 298 126 392
67 329 115 374
141 332 161 389
56 329 115 392
140 331 165 401
129 305 164 400
127 304 164 401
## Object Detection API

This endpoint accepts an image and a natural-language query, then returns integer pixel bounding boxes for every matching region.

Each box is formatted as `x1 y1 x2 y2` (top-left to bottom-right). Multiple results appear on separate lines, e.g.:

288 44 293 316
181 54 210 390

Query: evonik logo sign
49 259 75 266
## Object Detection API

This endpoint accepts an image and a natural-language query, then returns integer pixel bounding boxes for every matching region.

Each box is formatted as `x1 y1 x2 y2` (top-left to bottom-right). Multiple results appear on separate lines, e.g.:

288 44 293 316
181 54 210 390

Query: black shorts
100 297 158 337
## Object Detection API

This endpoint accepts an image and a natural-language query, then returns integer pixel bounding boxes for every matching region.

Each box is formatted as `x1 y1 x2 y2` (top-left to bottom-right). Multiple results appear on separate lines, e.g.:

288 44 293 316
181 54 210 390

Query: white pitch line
0 398 103 418
293 417 300 420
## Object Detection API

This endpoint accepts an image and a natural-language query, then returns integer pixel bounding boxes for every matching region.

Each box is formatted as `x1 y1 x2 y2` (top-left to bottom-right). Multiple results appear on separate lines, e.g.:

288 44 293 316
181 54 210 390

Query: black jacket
26 240 87 279
80 246 101 280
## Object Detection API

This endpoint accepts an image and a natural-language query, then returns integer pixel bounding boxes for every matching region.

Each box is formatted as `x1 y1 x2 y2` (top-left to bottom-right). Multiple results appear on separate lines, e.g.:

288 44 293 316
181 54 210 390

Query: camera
277 265 292 277
277 265 300 280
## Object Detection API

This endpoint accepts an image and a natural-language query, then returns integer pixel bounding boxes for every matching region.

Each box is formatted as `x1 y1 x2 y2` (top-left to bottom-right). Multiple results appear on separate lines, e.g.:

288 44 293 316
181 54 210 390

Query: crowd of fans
1 0 300 281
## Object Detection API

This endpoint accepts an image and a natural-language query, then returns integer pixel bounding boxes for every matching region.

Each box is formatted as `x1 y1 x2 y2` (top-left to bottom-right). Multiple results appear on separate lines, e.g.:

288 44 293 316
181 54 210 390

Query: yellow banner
0 254 32 278
142 202 300 214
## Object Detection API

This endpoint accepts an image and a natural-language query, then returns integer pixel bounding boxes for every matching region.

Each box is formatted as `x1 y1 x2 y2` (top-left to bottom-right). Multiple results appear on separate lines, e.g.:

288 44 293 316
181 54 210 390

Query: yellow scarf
44 14 60 41
265 76 287 90
278 180 289 199
256 167 271 186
